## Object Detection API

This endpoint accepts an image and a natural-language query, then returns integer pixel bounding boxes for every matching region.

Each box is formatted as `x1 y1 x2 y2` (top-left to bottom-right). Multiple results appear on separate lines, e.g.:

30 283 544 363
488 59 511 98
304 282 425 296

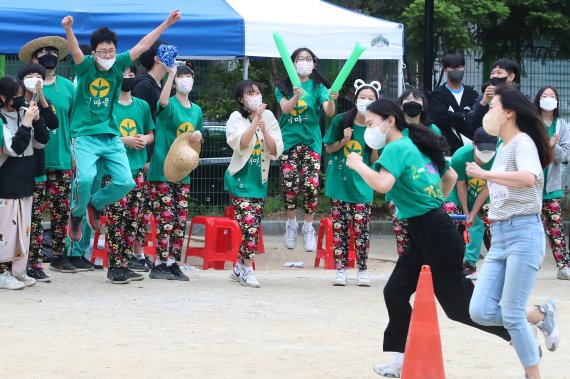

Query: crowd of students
0 14 564 379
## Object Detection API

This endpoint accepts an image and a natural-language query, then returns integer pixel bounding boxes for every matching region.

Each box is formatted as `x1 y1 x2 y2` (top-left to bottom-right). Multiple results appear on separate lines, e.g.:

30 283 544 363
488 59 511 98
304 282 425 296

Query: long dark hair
495 86 552 168
234 79 261 118
533 85 560 119
337 85 380 141
397 89 431 126
276 47 330 97
367 99 449 174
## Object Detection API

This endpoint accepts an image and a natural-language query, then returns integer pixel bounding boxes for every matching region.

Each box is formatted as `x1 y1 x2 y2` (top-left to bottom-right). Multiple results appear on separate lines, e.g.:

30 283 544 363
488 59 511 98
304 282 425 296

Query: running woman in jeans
468 86 560 379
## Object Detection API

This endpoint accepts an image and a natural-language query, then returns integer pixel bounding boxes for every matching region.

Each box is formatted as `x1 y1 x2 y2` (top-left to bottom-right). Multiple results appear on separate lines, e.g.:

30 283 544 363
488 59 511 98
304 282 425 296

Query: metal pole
423 0 434 93
243 56 249 80
397 58 404 96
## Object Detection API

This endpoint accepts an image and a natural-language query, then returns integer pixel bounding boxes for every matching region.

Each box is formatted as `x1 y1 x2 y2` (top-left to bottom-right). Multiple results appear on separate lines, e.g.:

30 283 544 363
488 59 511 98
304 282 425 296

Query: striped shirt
488 133 544 221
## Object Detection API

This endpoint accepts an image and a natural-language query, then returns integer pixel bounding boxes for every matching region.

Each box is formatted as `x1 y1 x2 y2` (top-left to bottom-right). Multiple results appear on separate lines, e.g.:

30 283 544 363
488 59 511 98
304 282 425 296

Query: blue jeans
469 214 545 368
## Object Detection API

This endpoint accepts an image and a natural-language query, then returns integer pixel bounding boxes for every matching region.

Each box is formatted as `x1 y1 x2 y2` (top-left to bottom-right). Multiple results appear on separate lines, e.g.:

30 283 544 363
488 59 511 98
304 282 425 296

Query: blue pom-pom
157 45 178 68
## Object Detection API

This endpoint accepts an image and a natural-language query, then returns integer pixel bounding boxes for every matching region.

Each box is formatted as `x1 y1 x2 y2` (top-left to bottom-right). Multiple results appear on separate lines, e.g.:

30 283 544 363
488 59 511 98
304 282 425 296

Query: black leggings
382 207 511 352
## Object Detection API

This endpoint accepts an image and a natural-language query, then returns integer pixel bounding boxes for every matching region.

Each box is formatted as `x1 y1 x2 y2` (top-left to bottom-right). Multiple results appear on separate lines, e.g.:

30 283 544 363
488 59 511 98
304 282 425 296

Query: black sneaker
169 263 189 282
149 263 175 280
127 269 144 281
49 256 78 273
462 260 477 278
86 202 101 231
27 267 51 283
93 261 104 270
106 267 131 284
143 256 155 270
67 215 83 242
128 257 149 272
69 256 95 272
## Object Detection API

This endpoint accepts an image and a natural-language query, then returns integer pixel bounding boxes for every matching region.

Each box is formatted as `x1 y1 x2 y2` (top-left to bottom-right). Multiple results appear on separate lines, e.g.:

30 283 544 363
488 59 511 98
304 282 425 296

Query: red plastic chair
90 216 108 268
184 216 243 269
314 217 356 270
224 205 265 254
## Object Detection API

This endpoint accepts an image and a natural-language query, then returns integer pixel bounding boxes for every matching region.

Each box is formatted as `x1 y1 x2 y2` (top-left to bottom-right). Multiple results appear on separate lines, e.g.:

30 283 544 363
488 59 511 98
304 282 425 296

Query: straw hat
164 132 202 183
18 36 68 64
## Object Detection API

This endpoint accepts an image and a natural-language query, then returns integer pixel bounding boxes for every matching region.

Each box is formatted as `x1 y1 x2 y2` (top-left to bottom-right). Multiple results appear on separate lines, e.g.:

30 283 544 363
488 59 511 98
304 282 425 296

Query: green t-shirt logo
291 99 308 116
252 138 262 156
343 140 362 157
468 177 486 194
120 118 137 137
89 78 110 98
176 122 195 136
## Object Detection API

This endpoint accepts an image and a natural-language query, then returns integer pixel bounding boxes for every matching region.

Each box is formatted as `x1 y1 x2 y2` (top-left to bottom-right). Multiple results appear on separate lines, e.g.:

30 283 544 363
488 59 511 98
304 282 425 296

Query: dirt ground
1 235 568 379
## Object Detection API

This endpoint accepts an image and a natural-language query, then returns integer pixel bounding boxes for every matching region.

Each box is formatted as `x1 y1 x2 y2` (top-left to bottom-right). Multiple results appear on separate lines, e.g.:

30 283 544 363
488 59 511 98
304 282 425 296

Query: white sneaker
240 268 260 288
15 273 36 287
302 225 316 252
557 266 570 280
373 353 404 377
0 271 26 290
333 268 347 286
357 270 371 287
283 221 298 250
229 263 245 282
536 300 559 352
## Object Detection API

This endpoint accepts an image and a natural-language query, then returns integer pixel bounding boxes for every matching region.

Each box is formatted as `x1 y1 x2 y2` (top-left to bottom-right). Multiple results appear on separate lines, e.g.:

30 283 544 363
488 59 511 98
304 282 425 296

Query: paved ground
1 235 568 379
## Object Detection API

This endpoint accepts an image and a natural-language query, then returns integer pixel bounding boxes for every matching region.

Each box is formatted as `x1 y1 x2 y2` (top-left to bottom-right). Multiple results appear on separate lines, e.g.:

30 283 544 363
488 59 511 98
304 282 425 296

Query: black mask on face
403 101 423 118
121 77 136 92
11 96 26 111
37 54 58 70
447 70 464 83
490 76 508 86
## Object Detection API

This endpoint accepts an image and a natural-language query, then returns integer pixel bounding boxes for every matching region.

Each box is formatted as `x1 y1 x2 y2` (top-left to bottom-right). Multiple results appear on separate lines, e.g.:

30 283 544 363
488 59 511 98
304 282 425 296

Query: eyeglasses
296 57 313 63
95 49 117 57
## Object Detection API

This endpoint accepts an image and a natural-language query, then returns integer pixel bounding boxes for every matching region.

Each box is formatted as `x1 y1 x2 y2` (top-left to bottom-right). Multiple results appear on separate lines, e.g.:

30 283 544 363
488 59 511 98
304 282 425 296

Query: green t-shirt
445 144 494 207
70 51 132 138
43 75 75 170
323 113 374 203
543 119 563 199
375 136 446 219
224 136 267 198
147 97 203 184
275 79 330 155
113 97 156 175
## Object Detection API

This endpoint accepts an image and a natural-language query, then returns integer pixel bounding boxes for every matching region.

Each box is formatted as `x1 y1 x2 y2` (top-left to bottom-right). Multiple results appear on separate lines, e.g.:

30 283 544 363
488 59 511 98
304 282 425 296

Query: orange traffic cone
401 265 446 379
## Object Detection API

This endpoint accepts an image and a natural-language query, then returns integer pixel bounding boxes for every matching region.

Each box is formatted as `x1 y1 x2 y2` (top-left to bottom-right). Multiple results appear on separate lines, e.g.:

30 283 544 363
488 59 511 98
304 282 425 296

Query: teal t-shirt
543 119 563 199
375 136 446 219
275 79 330 155
70 51 132 137
113 97 156 174
445 144 494 207
43 75 75 170
147 96 203 184
323 113 374 203
224 136 267 198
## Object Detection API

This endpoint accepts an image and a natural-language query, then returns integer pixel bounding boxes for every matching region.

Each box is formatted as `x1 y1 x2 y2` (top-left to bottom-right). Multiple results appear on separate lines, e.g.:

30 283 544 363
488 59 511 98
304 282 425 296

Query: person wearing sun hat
19 36 85 275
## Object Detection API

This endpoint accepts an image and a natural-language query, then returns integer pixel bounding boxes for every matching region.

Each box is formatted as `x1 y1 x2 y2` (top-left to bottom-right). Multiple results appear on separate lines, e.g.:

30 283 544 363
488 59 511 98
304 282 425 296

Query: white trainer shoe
283 221 298 250
0 271 26 290
333 268 347 286
240 268 260 288
229 263 245 282
536 300 560 352
357 270 371 287
302 225 316 252
15 273 36 287
557 266 570 280
373 353 404 377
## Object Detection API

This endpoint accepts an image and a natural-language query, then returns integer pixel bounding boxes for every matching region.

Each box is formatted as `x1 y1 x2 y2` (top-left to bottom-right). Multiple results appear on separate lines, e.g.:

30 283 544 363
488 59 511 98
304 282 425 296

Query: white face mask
246 95 263 111
176 77 194 94
540 98 557 112
96 56 116 71
356 99 373 116
24 77 43 92
474 148 495 164
295 61 313 77
364 121 390 149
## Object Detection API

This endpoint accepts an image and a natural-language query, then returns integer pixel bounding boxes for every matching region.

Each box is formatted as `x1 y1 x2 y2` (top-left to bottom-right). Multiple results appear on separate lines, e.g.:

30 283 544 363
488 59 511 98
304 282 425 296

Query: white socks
303 220 313 230
166 257 175 267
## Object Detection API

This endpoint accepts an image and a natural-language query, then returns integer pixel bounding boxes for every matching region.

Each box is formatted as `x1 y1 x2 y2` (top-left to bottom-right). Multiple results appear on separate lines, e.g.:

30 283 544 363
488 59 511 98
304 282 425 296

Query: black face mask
11 96 26 110
121 77 136 92
447 70 464 83
490 76 508 86
37 53 59 70
403 101 423 118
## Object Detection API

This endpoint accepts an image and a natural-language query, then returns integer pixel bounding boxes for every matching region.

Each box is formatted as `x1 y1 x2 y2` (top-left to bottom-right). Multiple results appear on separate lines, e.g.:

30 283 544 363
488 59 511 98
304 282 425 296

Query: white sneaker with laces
357 270 371 287
15 273 36 287
557 266 570 280
536 300 559 352
229 263 245 282
240 268 260 288
283 221 298 250
0 271 26 290
302 225 316 252
373 353 404 377
333 268 347 286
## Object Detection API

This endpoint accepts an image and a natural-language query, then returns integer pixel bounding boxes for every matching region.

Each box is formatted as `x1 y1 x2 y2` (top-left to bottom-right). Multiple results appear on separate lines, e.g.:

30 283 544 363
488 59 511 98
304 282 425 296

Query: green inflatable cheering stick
273 32 308 98
330 42 367 95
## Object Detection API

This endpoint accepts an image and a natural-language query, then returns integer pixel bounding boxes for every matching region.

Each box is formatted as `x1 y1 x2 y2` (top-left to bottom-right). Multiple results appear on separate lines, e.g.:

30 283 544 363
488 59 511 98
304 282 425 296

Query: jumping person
225 80 283 288
323 79 380 287
275 47 338 252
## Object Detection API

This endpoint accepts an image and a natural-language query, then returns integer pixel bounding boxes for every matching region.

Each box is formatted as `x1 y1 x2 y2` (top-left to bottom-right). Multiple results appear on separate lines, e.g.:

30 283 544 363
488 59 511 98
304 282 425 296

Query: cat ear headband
354 79 381 97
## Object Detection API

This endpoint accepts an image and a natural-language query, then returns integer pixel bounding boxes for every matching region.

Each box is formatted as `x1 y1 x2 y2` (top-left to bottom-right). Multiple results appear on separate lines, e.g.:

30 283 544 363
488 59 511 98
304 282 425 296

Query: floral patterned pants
388 201 409 256
231 197 265 261
147 181 190 261
542 198 570 269
331 200 371 270
280 145 320 215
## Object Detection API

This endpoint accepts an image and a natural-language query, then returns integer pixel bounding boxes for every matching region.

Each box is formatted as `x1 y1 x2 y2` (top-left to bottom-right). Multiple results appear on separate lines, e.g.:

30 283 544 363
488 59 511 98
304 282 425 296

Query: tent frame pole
243 56 250 80
397 58 404 96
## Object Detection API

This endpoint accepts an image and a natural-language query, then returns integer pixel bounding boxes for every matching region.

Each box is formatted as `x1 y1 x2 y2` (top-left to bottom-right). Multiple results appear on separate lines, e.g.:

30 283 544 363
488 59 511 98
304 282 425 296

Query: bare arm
466 162 536 188
441 167 458 198
143 131 155 145
325 127 352 154
159 66 176 108
346 153 396 193
279 87 302 115
470 185 489 216
456 180 470 214
129 10 181 61
61 16 84 65
369 149 379 165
